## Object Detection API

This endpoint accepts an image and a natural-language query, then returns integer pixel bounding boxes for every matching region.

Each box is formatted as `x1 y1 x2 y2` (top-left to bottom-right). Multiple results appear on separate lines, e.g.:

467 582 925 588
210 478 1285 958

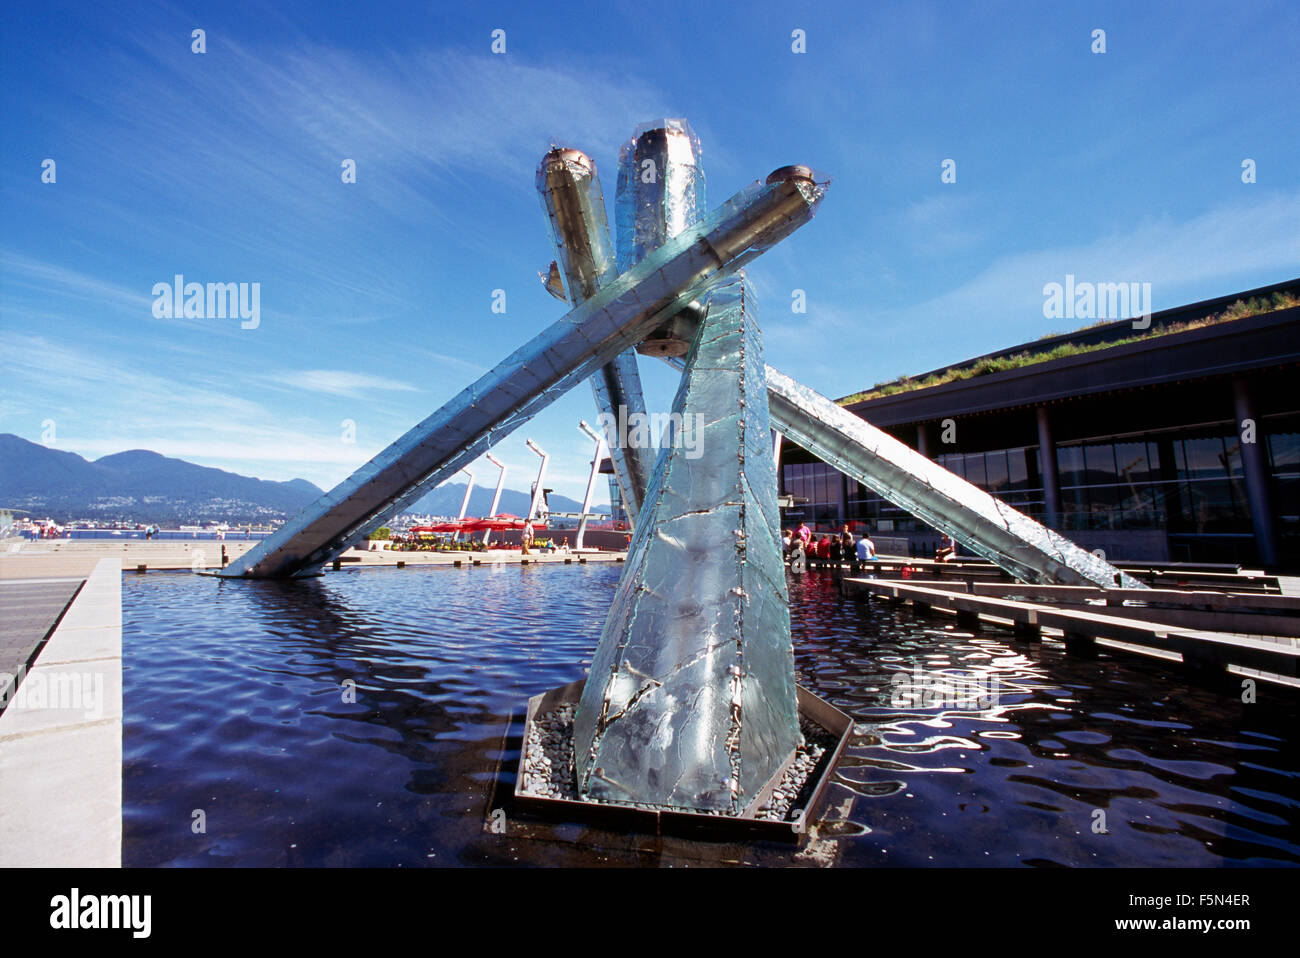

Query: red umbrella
467 514 546 532
410 522 466 534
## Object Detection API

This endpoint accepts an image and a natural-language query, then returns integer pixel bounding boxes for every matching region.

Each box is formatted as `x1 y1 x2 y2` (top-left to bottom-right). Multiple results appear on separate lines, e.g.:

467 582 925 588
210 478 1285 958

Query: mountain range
0 434 607 523
0 433 325 522
407 483 606 521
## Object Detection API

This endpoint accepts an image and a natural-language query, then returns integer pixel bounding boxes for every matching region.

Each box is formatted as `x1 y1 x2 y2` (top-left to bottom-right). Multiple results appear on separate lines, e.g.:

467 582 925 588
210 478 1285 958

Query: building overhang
843 306 1300 429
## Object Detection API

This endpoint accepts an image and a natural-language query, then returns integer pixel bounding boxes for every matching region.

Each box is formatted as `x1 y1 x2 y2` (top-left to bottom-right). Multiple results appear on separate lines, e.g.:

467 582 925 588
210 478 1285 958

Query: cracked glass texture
574 275 800 814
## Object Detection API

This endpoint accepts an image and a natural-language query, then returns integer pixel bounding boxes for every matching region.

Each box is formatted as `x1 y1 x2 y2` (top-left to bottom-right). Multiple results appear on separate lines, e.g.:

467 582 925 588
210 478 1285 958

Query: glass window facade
782 427 1291 534
1060 439 1163 531
1269 431 1299 539
780 415 1298 563
1052 433 1258 533
780 462 843 529
783 445 1046 533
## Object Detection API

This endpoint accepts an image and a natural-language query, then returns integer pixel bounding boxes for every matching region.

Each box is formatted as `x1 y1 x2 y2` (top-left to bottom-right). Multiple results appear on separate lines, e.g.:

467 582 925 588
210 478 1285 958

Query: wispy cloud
764 189 1300 397
0 252 153 313
58 33 668 228
889 188 1300 338
277 369 418 398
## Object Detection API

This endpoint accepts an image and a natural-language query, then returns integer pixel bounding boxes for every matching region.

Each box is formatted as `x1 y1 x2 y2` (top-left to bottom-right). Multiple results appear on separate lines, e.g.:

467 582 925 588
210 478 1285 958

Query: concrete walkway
0 556 121 867
0 577 83 680
8 538 627 571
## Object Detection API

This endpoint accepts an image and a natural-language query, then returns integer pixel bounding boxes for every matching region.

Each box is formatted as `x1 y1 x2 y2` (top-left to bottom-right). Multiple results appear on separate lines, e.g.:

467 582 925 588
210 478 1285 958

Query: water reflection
122 566 1298 866
785 570 1299 866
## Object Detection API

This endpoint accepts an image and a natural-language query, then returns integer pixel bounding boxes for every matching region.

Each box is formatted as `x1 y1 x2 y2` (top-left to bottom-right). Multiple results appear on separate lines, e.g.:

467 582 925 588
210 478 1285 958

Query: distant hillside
0 434 609 524
0 434 324 523
409 482 608 518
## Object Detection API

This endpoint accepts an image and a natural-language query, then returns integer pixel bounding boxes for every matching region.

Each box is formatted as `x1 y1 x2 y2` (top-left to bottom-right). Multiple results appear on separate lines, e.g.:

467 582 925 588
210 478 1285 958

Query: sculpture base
511 679 851 841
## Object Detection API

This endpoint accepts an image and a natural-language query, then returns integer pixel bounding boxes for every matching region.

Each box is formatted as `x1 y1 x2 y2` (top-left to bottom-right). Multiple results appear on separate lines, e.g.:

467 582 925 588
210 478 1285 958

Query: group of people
388 534 488 553
783 522 877 572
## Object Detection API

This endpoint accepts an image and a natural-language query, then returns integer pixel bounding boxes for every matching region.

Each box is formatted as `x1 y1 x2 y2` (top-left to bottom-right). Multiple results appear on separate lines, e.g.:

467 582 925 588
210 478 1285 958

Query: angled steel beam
454 468 475 542
525 439 549 521
455 469 475 521
336 164 828 557
765 368 1146 588
538 148 655 526
482 453 507 546
575 420 604 551
657 348 1143 589
219 172 827 577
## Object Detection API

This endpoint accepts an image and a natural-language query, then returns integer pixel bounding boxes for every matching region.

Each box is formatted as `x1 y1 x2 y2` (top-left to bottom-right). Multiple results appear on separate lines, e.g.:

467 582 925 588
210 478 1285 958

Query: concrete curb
0 558 122 867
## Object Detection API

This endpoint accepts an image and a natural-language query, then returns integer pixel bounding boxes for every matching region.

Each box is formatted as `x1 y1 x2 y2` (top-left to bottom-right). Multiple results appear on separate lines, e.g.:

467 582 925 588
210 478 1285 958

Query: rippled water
122 565 1299 867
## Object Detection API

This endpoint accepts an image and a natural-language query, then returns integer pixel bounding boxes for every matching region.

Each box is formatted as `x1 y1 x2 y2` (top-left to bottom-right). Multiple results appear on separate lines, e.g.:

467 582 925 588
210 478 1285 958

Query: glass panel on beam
573 276 801 813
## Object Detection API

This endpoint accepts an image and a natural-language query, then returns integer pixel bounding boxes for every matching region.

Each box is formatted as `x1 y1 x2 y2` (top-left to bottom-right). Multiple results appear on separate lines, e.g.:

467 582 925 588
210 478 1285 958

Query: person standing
522 519 534 555
841 526 857 571
796 521 812 550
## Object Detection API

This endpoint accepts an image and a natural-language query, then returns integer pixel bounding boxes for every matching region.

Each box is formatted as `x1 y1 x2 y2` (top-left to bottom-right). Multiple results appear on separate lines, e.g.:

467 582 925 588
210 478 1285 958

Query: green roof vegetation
836 291 1299 406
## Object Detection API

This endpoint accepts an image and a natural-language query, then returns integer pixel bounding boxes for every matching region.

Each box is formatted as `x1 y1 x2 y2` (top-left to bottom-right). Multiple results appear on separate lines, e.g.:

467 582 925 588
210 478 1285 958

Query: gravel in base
521 704 834 823
752 718 833 821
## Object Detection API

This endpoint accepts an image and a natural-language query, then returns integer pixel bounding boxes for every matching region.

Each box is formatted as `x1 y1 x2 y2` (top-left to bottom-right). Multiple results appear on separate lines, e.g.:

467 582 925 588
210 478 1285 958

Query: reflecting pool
122 565 1299 866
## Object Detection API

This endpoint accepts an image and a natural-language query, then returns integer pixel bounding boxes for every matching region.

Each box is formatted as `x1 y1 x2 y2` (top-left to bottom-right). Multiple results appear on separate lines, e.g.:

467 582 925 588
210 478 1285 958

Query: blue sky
2 0 1297 503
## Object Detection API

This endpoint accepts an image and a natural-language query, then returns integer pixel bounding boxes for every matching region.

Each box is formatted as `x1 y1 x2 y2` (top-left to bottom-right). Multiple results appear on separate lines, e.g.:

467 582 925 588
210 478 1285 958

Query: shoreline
3 539 628 572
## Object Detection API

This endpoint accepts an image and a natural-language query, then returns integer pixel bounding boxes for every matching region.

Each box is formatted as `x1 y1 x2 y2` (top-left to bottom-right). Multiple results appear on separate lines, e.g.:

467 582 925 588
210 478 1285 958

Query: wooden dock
821 556 1286 594
841 576 1300 691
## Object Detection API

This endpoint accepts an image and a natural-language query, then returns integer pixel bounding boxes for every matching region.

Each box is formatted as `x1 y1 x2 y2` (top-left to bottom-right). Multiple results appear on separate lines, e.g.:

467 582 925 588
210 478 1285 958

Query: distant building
778 278 1300 567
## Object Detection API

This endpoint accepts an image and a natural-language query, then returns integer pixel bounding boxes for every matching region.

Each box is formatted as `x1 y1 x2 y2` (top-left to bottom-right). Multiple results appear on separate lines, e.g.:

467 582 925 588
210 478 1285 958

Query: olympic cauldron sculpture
219 120 1142 828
